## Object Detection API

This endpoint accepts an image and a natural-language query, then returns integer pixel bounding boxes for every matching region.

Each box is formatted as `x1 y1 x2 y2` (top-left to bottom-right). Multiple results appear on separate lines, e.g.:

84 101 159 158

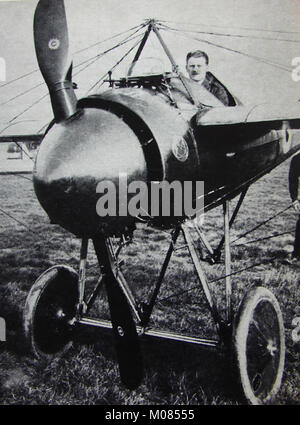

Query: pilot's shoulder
205 73 224 93
204 72 230 105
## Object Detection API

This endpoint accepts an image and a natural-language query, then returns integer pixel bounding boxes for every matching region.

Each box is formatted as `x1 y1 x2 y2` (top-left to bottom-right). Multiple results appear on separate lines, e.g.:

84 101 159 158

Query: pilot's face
186 56 208 83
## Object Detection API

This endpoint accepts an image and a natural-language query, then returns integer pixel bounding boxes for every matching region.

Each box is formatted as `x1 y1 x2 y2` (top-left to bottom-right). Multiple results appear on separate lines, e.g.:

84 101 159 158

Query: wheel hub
266 339 277 357
56 308 66 319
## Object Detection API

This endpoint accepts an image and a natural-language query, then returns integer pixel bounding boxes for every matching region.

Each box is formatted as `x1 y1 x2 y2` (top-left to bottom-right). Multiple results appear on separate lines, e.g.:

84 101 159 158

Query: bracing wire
160 26 292 72
1 25 147 108
36 122 50 134
0 120 42 162
157 238 293 306
0 82 44 106
73 28 146 77
159 19 300 36
0 69 39 90
12 141 34 162
2 19 296 110
8 93 49 124
0 206 36 233
156 201 295 305
0 194 77 263
32 30 146 132
158 22 300 43
6 28 147 133
86 34 145 94
232 229 294 247
0 23 144 91
231 203 294 243
6 28 147 124
1 18 299 94
0 19 298 309
74 23 145 55
0 172 33 182
13 173 33 182
156 252 280 306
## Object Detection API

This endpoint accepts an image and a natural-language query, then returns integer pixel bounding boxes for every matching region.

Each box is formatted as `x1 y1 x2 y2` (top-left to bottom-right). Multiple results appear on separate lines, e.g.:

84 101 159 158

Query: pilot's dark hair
186 50 209 65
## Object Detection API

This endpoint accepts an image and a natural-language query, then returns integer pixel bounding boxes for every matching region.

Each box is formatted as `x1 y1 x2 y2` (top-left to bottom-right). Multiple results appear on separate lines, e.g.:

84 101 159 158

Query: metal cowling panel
78 89 200 184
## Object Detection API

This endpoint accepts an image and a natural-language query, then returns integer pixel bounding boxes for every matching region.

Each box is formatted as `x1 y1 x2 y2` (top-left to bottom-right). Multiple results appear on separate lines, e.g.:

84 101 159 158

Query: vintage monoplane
1 0 300 405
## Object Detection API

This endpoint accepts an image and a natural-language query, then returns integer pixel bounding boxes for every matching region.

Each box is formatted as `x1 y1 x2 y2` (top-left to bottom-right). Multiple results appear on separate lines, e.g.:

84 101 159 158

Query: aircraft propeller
34 0 77 122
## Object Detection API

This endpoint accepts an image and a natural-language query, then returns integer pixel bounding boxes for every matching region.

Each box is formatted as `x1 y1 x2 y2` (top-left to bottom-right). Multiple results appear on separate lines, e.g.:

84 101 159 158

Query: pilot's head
186 50 209 83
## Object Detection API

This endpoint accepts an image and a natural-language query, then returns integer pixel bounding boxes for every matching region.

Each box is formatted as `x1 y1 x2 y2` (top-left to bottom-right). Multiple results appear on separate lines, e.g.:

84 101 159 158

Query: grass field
0 160 299 405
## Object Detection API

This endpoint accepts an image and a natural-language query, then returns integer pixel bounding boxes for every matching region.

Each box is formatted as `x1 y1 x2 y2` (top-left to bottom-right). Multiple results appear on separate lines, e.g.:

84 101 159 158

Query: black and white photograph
0 0 299 407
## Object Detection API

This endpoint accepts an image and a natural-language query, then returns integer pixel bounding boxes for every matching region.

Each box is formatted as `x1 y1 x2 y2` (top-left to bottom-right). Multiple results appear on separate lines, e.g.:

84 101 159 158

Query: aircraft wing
0 134 44 143
196 103 300 126
0 118 48 143
0 131 44 175
193 102 300 157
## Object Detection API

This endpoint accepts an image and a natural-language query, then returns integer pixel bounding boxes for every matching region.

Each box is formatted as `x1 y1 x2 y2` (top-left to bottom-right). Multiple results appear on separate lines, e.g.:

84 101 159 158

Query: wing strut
126 19 198 105
151 21 198 105
127 25 152 76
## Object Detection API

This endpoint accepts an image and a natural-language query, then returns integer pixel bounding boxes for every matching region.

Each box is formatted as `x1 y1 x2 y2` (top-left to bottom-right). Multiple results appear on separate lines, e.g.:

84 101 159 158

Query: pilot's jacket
169 72 232 108
202 72 231 106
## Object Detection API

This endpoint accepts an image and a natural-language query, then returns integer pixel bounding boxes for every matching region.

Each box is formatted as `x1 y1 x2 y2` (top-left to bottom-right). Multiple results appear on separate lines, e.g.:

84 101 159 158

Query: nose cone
34 108 147 237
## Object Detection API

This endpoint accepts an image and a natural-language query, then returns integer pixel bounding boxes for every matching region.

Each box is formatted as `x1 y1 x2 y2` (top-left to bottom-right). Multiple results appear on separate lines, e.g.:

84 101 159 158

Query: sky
0 0 299 134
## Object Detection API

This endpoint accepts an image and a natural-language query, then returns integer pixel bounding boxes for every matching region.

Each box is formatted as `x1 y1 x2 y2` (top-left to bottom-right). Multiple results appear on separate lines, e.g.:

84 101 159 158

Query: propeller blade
34 0 77 122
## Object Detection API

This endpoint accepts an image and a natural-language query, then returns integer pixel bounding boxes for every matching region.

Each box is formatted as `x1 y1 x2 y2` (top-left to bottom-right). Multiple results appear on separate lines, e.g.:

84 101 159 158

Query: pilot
185 50 230 107
169 50 231 108
286 153 300 263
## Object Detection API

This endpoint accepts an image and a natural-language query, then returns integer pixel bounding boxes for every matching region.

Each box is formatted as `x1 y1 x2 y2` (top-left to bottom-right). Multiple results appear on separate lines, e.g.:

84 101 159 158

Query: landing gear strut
24 198 285 402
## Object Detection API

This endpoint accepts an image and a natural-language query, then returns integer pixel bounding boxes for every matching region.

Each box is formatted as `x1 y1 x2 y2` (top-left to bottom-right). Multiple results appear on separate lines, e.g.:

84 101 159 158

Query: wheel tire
24 265 79 361
233 286 285 405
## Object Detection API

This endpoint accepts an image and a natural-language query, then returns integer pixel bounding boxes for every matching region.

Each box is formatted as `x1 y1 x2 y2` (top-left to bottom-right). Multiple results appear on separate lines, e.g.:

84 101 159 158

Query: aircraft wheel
233 286 285 405
24 265 79 361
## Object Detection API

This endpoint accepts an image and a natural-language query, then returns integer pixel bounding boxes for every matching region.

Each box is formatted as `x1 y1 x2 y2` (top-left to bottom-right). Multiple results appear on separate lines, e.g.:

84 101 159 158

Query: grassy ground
0 160 299 405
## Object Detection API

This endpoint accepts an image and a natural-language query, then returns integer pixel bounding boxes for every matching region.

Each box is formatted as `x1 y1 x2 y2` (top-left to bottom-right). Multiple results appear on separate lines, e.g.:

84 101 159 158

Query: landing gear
92 237 144 390
233 287 285 405
23 198 286 403
24 265 79 360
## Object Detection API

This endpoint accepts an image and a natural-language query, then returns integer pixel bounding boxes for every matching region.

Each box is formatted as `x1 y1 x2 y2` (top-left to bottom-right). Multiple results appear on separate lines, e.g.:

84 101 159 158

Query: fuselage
33 83 300 237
